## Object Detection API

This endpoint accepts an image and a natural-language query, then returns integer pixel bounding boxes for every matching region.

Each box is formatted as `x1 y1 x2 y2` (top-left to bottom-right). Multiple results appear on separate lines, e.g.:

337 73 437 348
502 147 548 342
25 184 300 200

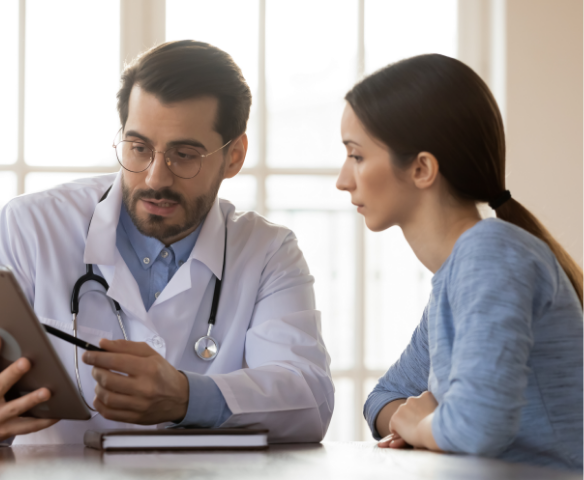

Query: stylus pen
43 325 106 352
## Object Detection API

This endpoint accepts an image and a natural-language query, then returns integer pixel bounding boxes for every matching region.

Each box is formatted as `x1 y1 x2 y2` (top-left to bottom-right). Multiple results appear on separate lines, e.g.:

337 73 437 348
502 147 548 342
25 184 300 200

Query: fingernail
37 389 49 401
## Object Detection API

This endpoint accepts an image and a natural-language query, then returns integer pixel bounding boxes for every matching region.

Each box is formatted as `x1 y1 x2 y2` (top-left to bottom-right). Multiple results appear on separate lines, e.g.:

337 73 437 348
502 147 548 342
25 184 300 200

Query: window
3 0 458 441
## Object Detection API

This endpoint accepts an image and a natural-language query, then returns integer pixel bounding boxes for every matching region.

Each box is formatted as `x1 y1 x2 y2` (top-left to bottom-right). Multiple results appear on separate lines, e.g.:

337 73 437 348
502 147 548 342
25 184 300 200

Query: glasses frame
112 129 233 179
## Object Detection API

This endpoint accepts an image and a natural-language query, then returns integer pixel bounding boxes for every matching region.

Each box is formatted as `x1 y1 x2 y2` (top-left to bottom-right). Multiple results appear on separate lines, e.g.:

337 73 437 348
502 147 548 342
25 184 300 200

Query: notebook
84 428 269 451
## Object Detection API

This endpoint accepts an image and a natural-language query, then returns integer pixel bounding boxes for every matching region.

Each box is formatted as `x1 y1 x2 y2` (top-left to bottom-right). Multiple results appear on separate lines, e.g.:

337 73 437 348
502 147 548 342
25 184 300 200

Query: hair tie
488 190 511 210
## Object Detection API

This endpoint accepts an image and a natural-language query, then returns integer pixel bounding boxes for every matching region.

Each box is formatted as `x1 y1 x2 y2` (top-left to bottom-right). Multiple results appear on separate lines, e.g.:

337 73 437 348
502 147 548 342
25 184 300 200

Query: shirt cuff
364 391 408 440
170 371 232 428
0 437 14 447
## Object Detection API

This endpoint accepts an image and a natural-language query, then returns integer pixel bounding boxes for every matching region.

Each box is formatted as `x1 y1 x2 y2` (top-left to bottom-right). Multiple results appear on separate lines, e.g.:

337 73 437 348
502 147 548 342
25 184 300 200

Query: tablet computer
0 266 91 420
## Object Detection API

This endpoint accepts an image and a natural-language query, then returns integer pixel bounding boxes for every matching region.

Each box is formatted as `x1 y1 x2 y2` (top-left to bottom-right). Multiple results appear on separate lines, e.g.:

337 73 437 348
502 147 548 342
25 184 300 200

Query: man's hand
82 339 189 425
388 391 442 451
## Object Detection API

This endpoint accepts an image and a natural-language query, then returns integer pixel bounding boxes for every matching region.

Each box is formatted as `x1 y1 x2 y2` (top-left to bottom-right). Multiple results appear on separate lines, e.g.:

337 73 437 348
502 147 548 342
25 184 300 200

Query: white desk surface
0 442 579 480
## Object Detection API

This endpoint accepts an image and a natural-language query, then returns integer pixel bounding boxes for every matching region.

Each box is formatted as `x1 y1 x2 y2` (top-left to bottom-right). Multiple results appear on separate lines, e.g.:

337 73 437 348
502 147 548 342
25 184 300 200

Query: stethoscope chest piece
194 324 219 361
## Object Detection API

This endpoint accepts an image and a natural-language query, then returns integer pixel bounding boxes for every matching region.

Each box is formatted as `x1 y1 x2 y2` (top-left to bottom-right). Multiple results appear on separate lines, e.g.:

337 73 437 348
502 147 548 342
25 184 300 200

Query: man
0 40 333 444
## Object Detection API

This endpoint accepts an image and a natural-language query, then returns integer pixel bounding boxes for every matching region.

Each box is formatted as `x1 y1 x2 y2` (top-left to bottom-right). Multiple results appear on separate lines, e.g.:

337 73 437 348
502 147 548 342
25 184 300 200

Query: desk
0 442 578 480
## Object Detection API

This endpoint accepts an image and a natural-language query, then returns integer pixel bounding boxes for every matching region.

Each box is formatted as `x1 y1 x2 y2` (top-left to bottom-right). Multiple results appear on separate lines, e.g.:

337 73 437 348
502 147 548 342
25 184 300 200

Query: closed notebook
84 428 269 451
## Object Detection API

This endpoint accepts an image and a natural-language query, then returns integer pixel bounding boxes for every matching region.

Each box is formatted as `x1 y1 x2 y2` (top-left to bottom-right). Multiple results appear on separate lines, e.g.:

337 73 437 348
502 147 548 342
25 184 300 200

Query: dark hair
346 54 583 307
117 40 252 143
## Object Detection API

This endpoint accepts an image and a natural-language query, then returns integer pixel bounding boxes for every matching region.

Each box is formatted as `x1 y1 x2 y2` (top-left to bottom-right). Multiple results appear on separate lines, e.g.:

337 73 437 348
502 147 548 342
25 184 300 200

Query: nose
145 151 174 191
336 158 355 192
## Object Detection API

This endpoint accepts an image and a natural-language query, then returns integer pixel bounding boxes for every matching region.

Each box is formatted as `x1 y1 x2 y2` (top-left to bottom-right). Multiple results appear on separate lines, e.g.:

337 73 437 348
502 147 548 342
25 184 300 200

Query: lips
140 198 180 217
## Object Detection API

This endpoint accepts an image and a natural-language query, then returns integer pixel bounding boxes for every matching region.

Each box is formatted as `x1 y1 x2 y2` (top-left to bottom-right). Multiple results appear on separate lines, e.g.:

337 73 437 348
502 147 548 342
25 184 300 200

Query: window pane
218 174 256 211
362 377 378 440
266 0 358 168
0 173 17 208
365 0 458 74
25 0 120 167
266 176 355 370
323 377 354 441
25 172 107 194
166 0 259 167
0 1 19 165
364 227 433 370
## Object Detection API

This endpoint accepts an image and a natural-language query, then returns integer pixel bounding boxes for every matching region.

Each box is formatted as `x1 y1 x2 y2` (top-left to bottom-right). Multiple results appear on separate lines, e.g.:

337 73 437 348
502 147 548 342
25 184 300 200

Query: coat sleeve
363 310 430 439
0 201 36 304
209 230 334 443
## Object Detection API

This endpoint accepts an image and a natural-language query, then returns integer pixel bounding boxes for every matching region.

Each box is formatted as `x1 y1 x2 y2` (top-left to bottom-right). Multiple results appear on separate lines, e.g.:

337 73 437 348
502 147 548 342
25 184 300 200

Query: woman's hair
345 54 583 306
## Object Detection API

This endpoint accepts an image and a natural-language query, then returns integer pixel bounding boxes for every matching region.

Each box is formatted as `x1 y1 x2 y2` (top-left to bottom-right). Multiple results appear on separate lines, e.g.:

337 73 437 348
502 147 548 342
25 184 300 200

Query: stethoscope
71 186 227 411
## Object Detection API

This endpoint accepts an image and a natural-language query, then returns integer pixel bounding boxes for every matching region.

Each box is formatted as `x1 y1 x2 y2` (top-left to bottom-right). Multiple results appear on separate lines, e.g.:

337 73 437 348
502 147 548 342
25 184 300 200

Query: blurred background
0 0 581 441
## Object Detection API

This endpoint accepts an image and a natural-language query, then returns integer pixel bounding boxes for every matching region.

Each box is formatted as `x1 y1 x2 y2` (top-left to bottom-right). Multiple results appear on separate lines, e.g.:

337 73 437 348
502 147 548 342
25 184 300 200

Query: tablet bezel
0 266 91 420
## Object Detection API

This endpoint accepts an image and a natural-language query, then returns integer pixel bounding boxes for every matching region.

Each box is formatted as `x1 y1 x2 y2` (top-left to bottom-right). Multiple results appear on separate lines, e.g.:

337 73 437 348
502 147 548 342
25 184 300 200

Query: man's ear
223 133 248 179
411 151 439 190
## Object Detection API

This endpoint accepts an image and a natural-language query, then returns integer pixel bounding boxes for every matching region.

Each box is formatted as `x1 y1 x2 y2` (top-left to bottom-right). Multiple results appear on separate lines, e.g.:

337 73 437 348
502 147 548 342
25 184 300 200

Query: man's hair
117 40 252 143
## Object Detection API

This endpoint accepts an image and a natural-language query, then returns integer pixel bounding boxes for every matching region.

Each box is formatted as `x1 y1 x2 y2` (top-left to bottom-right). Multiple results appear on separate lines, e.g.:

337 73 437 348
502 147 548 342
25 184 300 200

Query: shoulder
219 198 296 251
2 174 116 222
441 218 559 298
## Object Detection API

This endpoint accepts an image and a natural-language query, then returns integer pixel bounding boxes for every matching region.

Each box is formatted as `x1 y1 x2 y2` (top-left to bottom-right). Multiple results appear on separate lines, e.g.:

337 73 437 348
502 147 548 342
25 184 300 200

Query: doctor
0 40 333 444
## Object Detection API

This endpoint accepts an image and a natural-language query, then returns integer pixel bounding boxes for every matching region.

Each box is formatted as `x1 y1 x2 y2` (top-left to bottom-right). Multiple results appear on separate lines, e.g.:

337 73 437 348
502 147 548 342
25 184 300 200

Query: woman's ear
223 133 248 179
411 152 439 190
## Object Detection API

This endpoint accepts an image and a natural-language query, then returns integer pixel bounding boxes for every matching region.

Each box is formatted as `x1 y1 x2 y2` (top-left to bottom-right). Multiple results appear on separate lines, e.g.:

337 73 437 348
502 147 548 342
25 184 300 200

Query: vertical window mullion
354 0 366 440
17 0 26 196
256 0 267 216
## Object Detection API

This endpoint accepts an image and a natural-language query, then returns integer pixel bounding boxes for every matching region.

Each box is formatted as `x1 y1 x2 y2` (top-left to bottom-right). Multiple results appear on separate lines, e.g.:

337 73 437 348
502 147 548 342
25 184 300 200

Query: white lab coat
0 172 334 444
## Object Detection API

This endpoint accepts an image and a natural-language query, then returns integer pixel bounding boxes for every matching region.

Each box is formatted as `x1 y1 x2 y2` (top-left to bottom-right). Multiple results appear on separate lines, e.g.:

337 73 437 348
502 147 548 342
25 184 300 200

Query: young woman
337 54 583 471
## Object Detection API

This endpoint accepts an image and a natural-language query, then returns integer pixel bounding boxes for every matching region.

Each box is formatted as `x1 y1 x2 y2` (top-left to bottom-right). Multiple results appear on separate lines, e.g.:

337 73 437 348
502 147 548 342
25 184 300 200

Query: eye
130 143 149 154
348 154 363 163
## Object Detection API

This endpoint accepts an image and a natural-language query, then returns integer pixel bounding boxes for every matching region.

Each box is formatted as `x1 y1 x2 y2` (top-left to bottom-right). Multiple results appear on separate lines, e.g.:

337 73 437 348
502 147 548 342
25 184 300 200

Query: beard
121 173 223 244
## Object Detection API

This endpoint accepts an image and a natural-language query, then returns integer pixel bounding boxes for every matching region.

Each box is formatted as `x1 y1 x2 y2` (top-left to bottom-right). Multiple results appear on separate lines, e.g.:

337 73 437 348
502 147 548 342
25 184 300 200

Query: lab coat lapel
154 196 225 305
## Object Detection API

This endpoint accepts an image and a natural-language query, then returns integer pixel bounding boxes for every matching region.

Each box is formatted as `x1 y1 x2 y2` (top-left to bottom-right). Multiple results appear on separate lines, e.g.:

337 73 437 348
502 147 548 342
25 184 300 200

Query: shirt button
161 250 169 258
143 257 150 265
154 291 160 299
152 336 164 348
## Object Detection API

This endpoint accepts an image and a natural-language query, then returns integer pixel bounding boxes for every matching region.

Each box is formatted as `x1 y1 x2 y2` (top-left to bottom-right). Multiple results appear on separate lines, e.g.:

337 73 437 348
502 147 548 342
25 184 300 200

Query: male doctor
0 40 333 444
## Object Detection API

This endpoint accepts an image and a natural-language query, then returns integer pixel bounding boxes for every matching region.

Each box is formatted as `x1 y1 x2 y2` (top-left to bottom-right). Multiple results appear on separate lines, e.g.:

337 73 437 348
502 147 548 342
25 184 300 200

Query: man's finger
0 358 31 398
0 388 51 424
0 417 59 441
93 398 146 424
94 384 150 412
92 367 143 396
98 339 155 357
82 351 147 376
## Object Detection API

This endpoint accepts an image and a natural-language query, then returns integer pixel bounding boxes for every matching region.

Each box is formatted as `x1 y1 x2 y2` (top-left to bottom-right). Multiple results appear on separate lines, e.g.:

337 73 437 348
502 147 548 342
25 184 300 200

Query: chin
364 215 395 233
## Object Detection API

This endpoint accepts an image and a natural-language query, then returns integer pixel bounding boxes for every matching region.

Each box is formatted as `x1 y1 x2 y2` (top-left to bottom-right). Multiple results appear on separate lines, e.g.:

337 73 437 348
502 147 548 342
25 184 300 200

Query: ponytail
496 199 583 307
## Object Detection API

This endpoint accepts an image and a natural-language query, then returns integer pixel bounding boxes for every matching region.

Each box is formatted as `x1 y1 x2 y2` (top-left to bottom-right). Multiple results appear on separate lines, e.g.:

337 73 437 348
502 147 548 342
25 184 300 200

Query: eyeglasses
112 130 232 179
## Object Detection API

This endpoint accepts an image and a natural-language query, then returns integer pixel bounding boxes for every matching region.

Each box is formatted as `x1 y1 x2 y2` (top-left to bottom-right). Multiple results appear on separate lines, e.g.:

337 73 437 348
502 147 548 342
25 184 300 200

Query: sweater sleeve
431 232 541 456
364 309 430 439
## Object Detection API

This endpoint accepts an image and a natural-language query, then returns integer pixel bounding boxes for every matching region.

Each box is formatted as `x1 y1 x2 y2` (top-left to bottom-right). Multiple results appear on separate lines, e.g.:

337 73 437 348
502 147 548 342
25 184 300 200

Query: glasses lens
165 146 203 179
115 141 152 172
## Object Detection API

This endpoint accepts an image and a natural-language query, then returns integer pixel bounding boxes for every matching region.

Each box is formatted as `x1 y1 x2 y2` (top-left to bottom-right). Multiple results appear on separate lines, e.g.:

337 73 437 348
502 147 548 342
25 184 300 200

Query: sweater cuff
364 391 408 440
170 371 232 428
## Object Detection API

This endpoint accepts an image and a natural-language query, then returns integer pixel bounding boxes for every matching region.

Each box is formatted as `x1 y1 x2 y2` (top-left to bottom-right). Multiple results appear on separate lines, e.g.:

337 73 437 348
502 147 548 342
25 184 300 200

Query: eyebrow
342 140 361 147
124 130 208 151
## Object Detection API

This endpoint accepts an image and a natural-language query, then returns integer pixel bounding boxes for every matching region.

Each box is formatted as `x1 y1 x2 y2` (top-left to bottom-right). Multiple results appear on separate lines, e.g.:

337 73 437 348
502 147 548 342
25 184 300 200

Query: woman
337 54 583 470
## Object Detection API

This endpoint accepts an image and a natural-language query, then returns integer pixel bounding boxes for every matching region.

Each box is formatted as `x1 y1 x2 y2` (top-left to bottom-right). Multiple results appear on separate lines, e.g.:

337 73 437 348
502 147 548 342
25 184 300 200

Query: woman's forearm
375 398 407 437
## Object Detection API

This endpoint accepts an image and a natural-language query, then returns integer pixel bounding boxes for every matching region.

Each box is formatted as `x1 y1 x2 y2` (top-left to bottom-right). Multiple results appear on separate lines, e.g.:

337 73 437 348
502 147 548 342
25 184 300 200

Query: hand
0 339 59 440
82 339 189 425
389 391 441 451
378 431 408 449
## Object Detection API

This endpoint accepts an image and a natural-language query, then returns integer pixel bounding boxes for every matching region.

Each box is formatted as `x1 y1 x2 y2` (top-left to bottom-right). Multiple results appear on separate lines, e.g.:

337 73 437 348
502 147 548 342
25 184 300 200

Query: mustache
133 188 184 204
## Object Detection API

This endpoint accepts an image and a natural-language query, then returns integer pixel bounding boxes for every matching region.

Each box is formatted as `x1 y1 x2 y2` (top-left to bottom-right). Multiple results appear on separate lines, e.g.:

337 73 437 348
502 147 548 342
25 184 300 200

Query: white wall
505 0 583 266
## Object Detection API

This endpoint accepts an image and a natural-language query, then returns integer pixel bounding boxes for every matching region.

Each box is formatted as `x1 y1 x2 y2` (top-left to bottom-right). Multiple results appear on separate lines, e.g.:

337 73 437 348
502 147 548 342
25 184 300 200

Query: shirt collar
85 171 225 278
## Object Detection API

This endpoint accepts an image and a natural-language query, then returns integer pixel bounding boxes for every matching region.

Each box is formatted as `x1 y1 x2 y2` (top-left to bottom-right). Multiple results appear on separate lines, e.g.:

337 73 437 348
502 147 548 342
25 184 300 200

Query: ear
223 133 248 179
410 152 439 190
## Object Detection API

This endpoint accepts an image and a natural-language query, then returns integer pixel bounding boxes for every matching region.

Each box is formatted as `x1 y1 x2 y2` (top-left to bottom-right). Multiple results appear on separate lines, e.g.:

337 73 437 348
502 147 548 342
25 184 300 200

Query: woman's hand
378 431 408 449
0 351 59 441
388 391 441 451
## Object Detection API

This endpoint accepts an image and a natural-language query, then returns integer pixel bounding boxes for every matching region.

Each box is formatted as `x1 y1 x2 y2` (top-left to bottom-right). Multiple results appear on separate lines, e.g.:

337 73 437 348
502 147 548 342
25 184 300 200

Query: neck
401 196 482 274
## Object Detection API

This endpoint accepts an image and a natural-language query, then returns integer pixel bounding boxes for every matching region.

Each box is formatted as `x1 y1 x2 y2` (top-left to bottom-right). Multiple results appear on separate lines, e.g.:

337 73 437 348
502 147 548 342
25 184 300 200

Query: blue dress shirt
116 203 231 427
